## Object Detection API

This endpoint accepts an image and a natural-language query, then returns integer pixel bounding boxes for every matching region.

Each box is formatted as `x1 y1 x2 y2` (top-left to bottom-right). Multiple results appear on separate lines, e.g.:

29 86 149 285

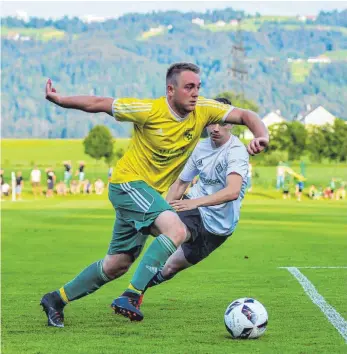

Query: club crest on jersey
183 129 194 142
216 163 224 173
196 159 203 167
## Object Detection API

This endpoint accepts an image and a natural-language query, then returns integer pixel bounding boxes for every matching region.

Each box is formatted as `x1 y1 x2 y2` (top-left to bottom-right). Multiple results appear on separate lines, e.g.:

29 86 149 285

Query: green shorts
108 181 175 259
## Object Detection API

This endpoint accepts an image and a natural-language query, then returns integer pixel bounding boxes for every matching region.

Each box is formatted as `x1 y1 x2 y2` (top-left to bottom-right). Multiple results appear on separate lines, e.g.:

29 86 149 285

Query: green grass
290 62 313 83
1 26 67 41
2 194 347 353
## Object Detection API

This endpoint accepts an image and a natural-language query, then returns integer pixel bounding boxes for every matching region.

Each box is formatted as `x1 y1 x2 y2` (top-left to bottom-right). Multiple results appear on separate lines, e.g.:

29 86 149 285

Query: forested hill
2 8 347 138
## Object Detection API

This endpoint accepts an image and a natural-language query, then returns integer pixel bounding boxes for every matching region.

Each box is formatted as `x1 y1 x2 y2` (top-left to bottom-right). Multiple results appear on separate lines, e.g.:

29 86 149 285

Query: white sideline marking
279 266 347 269
283 267 347 343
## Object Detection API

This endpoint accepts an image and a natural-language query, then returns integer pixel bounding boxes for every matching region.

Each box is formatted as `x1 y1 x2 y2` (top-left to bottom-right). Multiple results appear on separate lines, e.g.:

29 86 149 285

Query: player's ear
167 84 175 96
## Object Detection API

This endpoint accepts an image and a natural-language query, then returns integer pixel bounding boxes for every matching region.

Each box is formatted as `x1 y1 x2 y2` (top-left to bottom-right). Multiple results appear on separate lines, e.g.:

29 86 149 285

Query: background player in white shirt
145 98 249 289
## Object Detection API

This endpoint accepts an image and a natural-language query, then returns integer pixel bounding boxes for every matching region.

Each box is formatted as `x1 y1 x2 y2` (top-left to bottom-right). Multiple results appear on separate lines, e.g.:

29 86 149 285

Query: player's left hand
247 137 269 155
169 199 199 212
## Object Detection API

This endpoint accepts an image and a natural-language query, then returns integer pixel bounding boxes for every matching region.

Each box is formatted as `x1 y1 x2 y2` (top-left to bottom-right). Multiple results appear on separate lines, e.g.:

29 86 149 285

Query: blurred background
1 1 347 199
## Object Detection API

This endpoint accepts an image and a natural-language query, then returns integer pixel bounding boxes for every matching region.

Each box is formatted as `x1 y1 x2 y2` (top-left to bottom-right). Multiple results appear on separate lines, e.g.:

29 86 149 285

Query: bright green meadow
2 195 347 353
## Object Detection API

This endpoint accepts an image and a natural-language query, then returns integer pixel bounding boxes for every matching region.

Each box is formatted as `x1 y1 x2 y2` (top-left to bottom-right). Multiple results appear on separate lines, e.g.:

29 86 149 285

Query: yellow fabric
59 287 69 303
111 96 232 193
128 283 142 294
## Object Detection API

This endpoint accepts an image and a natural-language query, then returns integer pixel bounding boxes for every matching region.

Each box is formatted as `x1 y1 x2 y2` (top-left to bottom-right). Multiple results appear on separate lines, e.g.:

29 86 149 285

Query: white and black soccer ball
224 298 268 339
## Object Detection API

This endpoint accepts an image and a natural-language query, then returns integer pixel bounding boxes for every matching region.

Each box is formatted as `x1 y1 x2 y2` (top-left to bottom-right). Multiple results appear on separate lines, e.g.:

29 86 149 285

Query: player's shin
126 234 177 294
58 259 111 303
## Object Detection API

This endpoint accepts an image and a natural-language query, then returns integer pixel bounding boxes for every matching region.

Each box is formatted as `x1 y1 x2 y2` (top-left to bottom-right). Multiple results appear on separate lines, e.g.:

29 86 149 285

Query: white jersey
179 135 249 236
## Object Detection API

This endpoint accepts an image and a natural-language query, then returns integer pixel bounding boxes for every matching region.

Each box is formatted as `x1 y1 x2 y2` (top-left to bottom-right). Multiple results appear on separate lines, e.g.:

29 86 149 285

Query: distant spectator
108 167 113 182
75 161 85 183
336 183 346 200
2 183 10 197
323 187 333 199
247 163 253 192
94 178 105 195
30 165 42 197
276 162 285 190
70 180 81 195
56 181 67 196
63 160 72 187
282 179 291 200
0 169 4 186
308 185 318 199
46 168 56 198
295 180 304 202
83 179 93 194
15 171 24 200
329 178 336 199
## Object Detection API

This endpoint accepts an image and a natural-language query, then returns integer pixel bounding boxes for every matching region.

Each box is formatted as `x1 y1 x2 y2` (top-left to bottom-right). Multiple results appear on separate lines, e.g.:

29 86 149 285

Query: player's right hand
45 79 60 104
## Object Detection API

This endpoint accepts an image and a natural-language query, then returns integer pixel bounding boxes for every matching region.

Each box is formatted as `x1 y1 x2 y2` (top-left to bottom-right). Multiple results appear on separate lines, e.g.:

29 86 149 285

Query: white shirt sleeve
179 152 199 182
226 146 249 179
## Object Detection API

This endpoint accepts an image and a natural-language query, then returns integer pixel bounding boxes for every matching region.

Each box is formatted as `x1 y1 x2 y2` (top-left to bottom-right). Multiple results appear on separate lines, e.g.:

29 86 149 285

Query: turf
2 194 347 353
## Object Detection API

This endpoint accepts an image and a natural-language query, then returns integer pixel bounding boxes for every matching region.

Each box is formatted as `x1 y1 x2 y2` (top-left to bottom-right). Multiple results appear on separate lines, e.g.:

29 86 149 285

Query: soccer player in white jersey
144 98 249 291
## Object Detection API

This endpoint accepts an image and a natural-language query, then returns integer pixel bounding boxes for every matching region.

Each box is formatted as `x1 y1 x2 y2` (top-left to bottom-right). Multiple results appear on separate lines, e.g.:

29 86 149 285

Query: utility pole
230 18 248 100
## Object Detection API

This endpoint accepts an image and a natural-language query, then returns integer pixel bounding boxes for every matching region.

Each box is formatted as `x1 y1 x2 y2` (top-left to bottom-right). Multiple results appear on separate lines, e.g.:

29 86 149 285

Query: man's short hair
214 97 232 105
166 62 200 86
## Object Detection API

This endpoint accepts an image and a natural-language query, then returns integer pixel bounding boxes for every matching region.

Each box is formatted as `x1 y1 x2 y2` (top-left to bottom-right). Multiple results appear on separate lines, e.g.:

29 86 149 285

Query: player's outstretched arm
166 179 191 203
45 79 113 116
225 108 269 155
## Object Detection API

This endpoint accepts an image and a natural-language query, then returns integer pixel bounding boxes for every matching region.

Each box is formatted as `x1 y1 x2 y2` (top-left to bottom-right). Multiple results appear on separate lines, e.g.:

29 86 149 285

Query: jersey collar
165 97 190 122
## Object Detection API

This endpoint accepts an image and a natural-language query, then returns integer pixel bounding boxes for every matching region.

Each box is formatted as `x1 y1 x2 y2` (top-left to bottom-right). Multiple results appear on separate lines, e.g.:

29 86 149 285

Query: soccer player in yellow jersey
41 62 269 327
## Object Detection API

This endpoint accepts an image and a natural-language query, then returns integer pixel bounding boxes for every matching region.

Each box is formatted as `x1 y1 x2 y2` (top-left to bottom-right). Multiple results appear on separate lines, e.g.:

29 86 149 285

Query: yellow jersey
111 96 233 193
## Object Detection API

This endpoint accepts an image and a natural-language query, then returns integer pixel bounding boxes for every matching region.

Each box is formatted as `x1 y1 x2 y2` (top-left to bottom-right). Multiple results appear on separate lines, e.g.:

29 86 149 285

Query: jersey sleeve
179 152 199 182
226 146 249 179
197 97 234 125
112 98 153 127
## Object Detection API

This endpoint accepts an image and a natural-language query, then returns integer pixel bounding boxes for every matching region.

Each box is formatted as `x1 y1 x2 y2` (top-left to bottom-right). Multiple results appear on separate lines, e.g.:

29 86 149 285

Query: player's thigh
108 181 174 257
181 218 229 265
153 210 189 241
107 211 148 260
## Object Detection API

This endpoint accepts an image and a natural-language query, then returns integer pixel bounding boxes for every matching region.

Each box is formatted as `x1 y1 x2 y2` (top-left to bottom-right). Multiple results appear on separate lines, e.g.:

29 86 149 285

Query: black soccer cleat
40 292 65 328
111 292 144 322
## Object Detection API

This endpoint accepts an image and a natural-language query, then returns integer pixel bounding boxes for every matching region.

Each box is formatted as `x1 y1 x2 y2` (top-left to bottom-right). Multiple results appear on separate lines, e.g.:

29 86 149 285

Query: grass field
2 194 347 353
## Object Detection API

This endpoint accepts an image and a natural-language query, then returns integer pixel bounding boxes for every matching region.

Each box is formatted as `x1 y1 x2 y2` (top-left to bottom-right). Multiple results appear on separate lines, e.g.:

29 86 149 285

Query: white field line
281 266 347 343
279 266 347 269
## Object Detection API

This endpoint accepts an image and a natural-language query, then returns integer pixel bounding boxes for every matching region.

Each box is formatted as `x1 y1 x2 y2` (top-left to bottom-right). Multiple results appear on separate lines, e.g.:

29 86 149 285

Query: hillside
1 8 347 138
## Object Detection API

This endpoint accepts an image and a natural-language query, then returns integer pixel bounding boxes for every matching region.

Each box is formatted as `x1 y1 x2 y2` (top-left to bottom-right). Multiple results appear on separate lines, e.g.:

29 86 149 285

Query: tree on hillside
83 125 114 164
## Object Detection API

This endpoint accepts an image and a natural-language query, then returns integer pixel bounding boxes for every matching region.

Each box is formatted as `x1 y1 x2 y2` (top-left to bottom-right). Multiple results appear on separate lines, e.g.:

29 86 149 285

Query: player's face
207 123 232 143
168 71 201 115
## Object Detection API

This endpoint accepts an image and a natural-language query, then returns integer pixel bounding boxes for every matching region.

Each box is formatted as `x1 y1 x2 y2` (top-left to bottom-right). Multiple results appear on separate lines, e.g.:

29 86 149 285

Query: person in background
94 178 105 195
295 180 304 202
15 171 24 200
329 178 336 200
282 177 291 200
46 168 56 198
276 161 285 190
63 161 72 188
75 161 85 184
31 165 42 197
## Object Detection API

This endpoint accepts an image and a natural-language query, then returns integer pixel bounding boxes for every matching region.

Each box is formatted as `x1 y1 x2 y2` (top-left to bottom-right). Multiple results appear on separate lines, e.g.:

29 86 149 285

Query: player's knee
164 263 181 277
103 254 132 280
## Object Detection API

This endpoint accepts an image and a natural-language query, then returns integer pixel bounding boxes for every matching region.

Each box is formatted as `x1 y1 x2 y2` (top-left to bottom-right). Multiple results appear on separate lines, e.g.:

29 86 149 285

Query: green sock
128 234 176 293
58 259 111 303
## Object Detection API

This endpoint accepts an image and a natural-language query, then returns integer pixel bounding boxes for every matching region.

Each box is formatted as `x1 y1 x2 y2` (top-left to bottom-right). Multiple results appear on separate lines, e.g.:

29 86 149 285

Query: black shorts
178 207 228 265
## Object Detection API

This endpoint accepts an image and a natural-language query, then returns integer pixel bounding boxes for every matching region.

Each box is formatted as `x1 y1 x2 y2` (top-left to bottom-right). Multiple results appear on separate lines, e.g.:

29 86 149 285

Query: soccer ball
224 298 268 339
